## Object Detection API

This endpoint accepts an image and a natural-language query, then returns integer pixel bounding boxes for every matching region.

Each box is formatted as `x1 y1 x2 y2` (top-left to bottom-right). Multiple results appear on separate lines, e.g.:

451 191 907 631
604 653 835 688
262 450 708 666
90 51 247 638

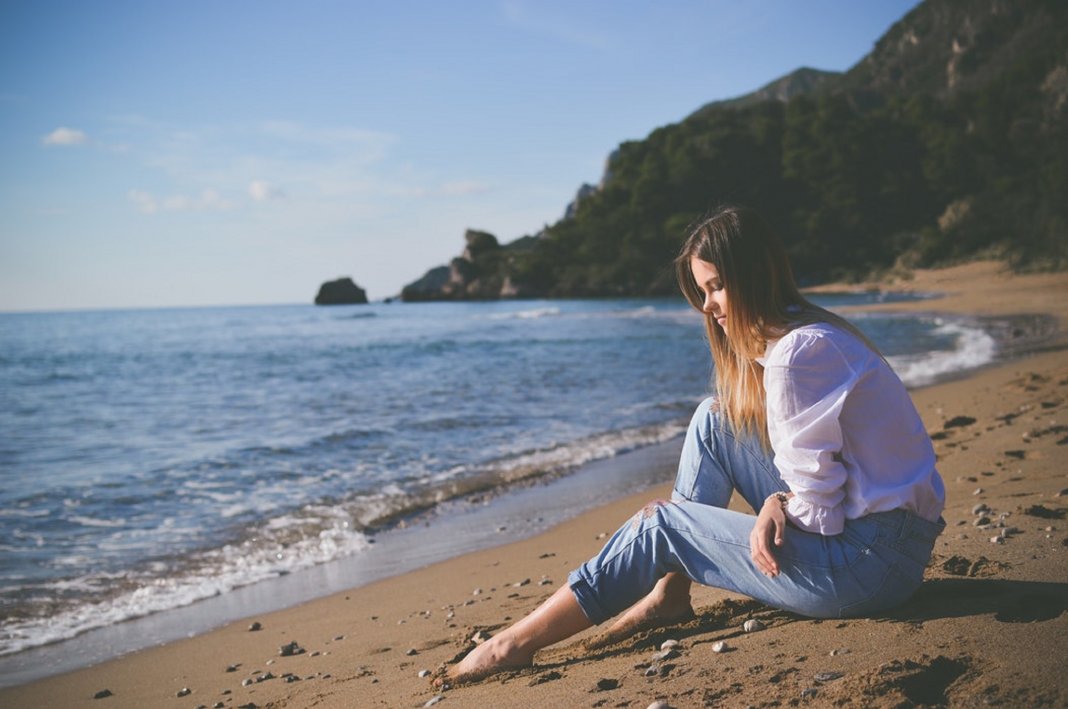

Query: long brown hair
675 205 880 447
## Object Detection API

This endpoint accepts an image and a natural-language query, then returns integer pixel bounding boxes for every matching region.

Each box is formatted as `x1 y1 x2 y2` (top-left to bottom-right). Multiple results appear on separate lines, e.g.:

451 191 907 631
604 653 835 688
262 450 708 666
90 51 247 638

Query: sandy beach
2 261 1066 708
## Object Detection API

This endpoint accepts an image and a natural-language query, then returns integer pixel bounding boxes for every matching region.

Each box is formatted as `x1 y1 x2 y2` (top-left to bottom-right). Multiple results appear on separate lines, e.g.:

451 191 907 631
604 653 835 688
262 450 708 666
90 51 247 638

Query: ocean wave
0 417 692 657
0 509 372 656
888 319 997 388
487 306 561 320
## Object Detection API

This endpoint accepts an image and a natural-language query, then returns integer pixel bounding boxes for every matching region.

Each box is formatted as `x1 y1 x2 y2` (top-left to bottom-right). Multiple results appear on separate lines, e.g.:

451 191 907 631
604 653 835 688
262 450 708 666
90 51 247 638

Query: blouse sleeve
764 331 858 535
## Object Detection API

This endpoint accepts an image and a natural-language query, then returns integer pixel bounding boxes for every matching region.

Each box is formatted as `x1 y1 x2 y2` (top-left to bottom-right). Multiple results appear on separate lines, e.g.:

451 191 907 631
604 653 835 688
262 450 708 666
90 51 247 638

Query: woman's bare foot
437 633 534 686
586 573 694 649
434 585 593 686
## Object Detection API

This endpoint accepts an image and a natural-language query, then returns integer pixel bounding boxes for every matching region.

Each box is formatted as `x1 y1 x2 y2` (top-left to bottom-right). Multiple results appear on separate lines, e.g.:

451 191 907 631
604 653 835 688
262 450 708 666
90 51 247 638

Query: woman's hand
750 495 788 577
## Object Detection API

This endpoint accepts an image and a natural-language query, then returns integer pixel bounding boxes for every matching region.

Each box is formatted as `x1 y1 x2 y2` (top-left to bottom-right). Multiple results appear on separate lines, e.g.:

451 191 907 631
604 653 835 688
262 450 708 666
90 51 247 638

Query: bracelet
766 491 789 511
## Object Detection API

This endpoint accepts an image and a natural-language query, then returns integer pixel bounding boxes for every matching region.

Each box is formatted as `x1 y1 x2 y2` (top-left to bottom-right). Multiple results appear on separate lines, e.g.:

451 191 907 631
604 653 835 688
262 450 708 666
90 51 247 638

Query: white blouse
759 322 945 535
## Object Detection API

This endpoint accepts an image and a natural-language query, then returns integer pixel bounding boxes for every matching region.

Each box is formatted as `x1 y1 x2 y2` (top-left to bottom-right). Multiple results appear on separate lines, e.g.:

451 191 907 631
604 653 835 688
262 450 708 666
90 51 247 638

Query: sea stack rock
315 277 368 305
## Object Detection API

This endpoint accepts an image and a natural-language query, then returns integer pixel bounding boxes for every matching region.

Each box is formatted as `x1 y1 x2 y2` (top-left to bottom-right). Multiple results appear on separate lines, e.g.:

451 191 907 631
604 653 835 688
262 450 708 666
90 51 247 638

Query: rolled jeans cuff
567 569 609 625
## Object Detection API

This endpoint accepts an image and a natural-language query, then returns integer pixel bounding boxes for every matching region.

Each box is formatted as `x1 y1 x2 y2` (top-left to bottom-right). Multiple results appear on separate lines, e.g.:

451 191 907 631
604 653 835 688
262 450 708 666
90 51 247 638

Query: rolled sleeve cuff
786 495 845 536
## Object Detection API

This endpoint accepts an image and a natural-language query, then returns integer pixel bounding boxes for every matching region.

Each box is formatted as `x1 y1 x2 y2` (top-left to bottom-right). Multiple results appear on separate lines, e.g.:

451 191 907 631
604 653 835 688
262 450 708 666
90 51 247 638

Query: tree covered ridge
402 0 1068 301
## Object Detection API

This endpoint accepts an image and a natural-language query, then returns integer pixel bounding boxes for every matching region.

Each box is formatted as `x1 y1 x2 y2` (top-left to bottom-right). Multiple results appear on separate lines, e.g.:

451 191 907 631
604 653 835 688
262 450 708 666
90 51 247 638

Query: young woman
442 205 945 684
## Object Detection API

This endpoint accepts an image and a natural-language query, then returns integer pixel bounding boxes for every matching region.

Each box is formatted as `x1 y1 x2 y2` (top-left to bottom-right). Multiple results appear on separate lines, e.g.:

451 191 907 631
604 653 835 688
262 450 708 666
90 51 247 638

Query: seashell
418 670 431 678
424 695 444 707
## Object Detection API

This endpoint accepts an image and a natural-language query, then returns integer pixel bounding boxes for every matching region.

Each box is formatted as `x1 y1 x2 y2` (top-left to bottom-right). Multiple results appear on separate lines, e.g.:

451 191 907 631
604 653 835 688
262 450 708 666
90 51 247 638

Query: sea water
0 295 994 661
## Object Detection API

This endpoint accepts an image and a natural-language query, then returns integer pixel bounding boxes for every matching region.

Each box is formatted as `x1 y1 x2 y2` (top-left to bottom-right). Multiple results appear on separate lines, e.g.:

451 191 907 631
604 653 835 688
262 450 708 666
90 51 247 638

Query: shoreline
2 260 1067 707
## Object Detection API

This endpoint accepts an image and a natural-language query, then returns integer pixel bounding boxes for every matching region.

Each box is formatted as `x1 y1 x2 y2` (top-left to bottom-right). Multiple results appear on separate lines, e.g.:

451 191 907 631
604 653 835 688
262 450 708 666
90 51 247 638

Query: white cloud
128 189 233 214
42 127 88 146
248 179 283 202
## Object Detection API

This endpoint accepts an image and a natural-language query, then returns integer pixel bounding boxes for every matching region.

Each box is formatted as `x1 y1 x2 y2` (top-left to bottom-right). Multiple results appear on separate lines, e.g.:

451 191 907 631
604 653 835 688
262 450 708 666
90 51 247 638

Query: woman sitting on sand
443 205 946 684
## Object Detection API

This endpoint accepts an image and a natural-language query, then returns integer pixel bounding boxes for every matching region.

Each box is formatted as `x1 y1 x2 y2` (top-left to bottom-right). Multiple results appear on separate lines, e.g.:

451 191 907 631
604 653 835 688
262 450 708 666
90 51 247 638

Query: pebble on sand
418 670 431 678
177 687 192 697
279 641 305 657
660 639 679 651
647 702 672 709
743 619 765 633
93 689 113 699
248 622 262 632
712 641 728 653
424 695 444 706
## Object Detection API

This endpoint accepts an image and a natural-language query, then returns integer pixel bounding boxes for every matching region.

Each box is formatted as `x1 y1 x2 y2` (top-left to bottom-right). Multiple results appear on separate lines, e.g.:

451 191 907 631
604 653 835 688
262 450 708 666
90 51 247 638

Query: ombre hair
675 205 881 447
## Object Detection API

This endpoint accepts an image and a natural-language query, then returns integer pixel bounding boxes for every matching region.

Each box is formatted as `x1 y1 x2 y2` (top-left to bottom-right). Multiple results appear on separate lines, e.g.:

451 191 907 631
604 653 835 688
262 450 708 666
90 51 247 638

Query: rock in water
315 277 368 305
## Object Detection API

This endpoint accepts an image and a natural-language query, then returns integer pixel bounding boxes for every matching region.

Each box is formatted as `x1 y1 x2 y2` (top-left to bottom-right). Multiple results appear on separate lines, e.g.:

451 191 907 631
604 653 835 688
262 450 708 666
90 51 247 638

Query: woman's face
690 257 729 334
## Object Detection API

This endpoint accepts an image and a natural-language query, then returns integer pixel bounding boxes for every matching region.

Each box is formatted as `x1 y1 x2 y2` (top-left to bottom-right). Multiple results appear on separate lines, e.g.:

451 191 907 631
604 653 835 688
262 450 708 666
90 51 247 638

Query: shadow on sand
889 577 1068 623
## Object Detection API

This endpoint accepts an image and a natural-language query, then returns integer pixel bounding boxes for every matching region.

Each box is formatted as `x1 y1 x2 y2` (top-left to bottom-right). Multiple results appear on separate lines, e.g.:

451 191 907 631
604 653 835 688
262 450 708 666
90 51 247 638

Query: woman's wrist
765 491 790 512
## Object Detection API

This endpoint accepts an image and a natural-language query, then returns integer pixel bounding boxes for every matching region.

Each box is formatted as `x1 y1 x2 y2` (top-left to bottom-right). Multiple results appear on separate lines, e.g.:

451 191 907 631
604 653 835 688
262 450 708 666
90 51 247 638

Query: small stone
972 503 989 515
660 639 679 651
248 621 262 632
405 648 418 656
93 689 113 699
644 664 660 677
242 679 253 687
279 641 305 657
712 641 728 653
974 516 991 526
990 535 1004 544
471 630 491 644
829 648 849 656
226 664 239 673
538 578 552 586
214 704 225 709
743 619 765 633
266 659 275 665
647 702 672 709
418 669 431 678
973 488 984 495
814 671 843 682
513 578 531 587
595 678 619 691
801 687 818 699
653 648 678 661
472 588 482 595
177 687 192 697
284 675 299 683
424 695 444 706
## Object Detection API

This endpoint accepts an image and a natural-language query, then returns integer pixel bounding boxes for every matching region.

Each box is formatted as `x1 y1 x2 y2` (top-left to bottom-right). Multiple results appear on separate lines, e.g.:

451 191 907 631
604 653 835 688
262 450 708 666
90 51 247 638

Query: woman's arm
764 330 859 536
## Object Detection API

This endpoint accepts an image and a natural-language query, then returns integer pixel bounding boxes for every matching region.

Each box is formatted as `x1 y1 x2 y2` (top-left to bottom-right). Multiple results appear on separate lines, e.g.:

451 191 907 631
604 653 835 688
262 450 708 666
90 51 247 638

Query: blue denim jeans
568 397 944 622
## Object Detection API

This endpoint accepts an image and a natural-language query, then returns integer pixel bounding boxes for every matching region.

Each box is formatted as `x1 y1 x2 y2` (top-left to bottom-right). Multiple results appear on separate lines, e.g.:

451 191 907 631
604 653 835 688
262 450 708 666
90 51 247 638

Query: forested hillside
403 0 1068 300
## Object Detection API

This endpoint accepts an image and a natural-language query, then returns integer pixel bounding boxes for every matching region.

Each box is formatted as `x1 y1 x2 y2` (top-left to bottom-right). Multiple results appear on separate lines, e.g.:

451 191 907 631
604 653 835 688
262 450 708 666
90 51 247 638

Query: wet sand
2 261 1066 708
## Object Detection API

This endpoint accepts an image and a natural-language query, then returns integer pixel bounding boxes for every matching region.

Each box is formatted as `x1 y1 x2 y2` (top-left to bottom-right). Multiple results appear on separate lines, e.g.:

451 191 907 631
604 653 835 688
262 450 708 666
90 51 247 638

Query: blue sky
1 0 922 311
